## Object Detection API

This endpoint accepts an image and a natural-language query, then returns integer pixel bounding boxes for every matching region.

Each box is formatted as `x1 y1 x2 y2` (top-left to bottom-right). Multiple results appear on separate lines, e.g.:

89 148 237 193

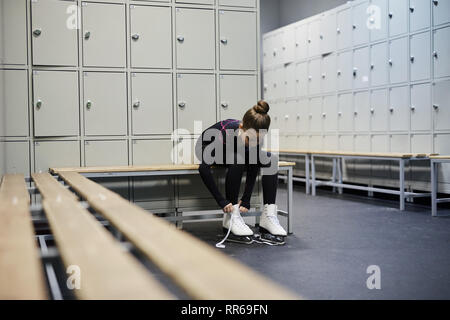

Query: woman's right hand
223 203 234 213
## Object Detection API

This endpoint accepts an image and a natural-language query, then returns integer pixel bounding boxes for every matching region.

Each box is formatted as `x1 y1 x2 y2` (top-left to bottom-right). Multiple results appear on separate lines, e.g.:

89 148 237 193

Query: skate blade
221 228 255 245
256 227 286 246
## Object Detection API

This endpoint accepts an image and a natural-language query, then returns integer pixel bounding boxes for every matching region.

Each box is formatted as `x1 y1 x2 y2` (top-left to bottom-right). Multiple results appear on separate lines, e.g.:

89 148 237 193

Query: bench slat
32 173 79 201
430 155 450 160
58 171 299 300
0 174 30 204
273 149 438 159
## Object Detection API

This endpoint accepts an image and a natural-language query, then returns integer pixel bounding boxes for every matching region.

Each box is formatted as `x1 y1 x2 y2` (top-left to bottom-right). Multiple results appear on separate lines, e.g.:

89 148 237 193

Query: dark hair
242 100 271 131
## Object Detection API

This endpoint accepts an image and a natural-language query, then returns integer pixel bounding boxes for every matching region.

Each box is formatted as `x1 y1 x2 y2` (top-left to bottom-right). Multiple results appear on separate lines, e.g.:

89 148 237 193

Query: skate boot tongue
216 205 254 249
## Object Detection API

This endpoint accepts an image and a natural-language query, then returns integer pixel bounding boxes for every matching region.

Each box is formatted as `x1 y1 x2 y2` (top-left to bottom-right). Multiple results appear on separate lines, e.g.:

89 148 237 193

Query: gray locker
324 134 339 151
339 134 354 151
133 140 173 165
82 3 126 68
390 134 410 153
297 134 308 149
270 31 283 66
34 140 80 173
31 0 78 66
338 93 353 132
298 99 309 133
371 134 389 152
411 83 432 131
130 5 172 69
176 8 215 70
337 50 353 91
337 7 352 50
220 10 257 70
219 0 256 8
309 135 323 150
433 80 450 131
410 32 431 82
282 26 296 64
176 0 214 5
371 134 390 179
173 137 199 165
269 102 281 133
85 140 128 166
262 35 272 68
433 0 450 26
262 69 272 100
433 27 450 79
282 101 297 134
369 0 388 42
295 24 308 61
308 58 321 95
370 41 388 87
309 97 323 133
371 88 389 132
0 141 29 176
389 86 410 131
410 0 431 32
308 19 322 57
353 47 370 90
33 71 79 137
323 95 338 132
352 1 370 47
434 134 450 183
321 54 337 93
284 63 296 98
131 73 173 135
273 67 285 99
219 74 257 120
411 134 432 153
389 37 408 84
321 12 336 54
176 73 216 133
354 91 370 132
355 135 371 152
295 62 308 97
84 72 127 136
388 0 408 37
2 0 27 65
0 70 28 137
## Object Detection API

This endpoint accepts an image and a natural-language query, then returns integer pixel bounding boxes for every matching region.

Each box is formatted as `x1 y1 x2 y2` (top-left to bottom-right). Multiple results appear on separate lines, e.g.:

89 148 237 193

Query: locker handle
295 42 299 47
321 73 326 79
433 104 439 110
410 56 415 63
388 59 393 66
389 107 394 113
297 114 300 119
338 112 342 116
370 64 374 70
410 106 416 112
35 100 42 109
178 102 186 108
433 0 438 6
33 29 42 37
370 108 375 114
132 34 140 41
308 76 312 81
133 101 140 109
409 7 415 13
84 31 91 40
322 113 326 118
285 115 289 120
319 35 323 40
177 36 185 42
86 101 92 109
336 28 341 34
220 39 228 45
388 12 393 19
221 102 229 108
354 111 358 116
353 68 357 77
352 25 356 30
433 51 438 59
337 70 341 76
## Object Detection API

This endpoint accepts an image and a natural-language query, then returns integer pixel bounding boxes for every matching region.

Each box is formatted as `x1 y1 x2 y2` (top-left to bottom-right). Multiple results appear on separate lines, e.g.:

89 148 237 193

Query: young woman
195 100 287 247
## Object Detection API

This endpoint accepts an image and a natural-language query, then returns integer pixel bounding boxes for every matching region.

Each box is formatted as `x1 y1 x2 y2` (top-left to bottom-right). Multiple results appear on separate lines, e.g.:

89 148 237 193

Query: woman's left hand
238 200 249 213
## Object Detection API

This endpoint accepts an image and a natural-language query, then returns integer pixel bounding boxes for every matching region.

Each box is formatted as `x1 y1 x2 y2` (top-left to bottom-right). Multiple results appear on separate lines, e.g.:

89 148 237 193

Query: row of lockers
269 79 450 134
1 0 257 71
263 0 450 67
264 27 450 99
0 69 257 137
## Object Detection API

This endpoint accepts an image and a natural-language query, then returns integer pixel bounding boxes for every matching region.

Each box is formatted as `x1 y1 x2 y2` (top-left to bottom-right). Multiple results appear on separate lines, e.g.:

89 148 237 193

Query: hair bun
254 100 270 115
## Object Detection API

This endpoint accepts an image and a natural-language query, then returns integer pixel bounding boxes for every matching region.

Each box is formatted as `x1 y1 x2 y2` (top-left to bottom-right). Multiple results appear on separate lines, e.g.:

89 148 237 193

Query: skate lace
215 214 249 249
267 215 281 226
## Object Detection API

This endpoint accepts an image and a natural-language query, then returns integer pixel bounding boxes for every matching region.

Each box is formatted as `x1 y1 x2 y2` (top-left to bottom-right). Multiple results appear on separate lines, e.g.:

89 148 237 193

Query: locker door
219 0 256 7
85 140 128 166
352 1 370 47
323 135 339 151
133 140 174 165
390 134 410 153
282 101 297 134
33 71 79 137
355 135 371 152
131 73 173 135
295 24 308 61
176 0 214 4
410 0 431 32
370 41 388 87
84 72 127 136
298 99 309 133
295 62 308 97
323 95 338 132
220 10 257 70
282 26 295 64
371 135 390 179
0 70 28 136
411 134 432 153
271 32 283 66
337 7 352 50
321 12 336 54
371 88 389 132
308 58 321 95
272 67 284 100
337 50 353 91
371 134 389 152
269 102 281 133
353 47 370 90
433 80 450 131
433 27 450 79
0 141 29 176
31 0 78 66
34 141 80 173
263 69 273 100
411 83 432 131
2 0 27 65
177 74 216 133
309 97 322 133
354 91 370 132
176 8 215 70
321 54 337 94
285 63 296 98
389 86 410 131
388 0 408 37
389 37 408 84
410 32 431 82
219 74 257 120
434 134 450 183
308 19 321 57
369 0 388 42
433 0 450 26
339 135 354 151
338 93 353 132
130 5 172 69
309 135 323 150
262 35 272 68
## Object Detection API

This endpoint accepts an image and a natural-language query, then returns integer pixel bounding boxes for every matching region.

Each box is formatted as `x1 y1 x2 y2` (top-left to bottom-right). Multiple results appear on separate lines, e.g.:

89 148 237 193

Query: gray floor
181 184 450 300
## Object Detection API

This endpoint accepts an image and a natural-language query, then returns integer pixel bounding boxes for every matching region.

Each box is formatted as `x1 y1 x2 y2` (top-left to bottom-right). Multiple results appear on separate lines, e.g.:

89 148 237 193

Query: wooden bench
430 156 450 217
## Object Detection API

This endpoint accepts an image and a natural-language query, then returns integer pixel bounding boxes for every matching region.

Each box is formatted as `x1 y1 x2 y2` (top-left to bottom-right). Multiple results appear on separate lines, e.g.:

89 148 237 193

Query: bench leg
431 161 438 217
305 154 311 195
175 209 183 229
399 159 405 211
332 158 337 193
337 158 343 194
287 166 293 235
311 155 316 196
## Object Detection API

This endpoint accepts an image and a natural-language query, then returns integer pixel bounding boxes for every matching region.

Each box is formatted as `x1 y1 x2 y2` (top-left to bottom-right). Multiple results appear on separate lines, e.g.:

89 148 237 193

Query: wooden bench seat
430 155 450 160
273 149 437 159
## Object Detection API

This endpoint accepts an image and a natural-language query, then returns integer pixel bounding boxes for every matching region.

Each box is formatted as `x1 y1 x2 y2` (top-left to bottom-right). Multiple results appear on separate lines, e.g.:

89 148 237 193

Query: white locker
2 0 27 65
175 0 214 5
309 135 323 150
282 101 297 134
132 140 174 165
298 99 310 133
322 95 338 132
309 97 323 133
321 54 337 93
369 0 388 42
339 135 354 151
371 88 389 132
285 64 296 98
433 27 450 79
176 8 215 70
84 72 127 136
352 1 370 47
434 134 450 183
269 102 281 133
371 135 390 179
270 32 283 66
0 70 28 137
297 134 309 149
295 62 308 97
219 74 257 120
219 0 256 7
308 58 321 95
388 0 408 37
410 0 431 32
82 3 126 68
324 135 339 151
277 102 288 135
411 134 432 153
262 35 272 68
308 19 322 57
389 37 408 84
433 80 450 131
411 83 432 131
321 12 336 55
433 0 450 26
354 91 370 132
338 93 353 132
295 24 308 61
355 135 371 152
34 141 80 173
390 134 410 153
0 141 29 176
263 69 273 100
273 67 285 99
281 26 296 64
337 7 352 50
389 86 410 131
131 73 173 135
33 71 79 137
176 74 216 133
31 0 78 66
85 140 128 166
371 134 390 152
219 10 257 71
130 5 172 69
410 32 431 82
337 50 353 91
353 47 370 90
370 42 388 87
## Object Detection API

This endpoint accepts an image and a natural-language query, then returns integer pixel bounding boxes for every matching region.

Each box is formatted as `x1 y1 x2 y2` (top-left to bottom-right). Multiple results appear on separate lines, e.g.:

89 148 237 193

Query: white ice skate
216 204 254 248
257 204 287 245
